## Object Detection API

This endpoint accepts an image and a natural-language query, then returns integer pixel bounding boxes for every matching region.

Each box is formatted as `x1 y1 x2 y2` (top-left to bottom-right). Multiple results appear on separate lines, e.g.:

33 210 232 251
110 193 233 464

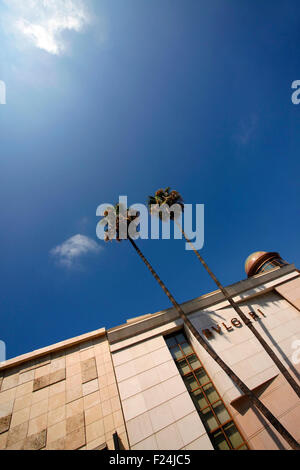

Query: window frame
165 331 249 450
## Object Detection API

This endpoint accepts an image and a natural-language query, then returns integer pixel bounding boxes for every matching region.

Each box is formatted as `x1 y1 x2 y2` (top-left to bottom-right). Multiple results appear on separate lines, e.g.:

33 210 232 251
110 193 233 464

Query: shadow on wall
198 291 300 382
186 293 300 449
231 378 286 450
248 297 300 383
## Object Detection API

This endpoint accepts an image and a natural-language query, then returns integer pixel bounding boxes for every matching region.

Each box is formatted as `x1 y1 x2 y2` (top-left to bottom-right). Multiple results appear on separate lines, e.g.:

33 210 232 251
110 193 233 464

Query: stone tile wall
0 336 128 450
112 335 213 450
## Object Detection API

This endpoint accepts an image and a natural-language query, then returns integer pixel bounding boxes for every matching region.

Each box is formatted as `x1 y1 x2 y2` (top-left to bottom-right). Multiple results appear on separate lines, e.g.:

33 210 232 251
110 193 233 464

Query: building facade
0 252 300 450
0 330 129 450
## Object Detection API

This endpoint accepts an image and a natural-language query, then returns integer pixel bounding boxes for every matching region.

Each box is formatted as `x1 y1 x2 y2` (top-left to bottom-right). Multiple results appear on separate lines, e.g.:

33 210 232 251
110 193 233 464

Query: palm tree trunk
174 220 300 399
128 237 300 450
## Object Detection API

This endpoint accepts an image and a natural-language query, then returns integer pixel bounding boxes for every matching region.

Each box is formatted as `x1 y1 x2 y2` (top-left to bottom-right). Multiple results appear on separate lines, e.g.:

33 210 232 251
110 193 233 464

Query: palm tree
148 188 300 400
101 203 300 450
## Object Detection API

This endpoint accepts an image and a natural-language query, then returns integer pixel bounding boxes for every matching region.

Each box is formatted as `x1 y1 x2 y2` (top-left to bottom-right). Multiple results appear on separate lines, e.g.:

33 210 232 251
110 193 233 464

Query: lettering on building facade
202 310 266 340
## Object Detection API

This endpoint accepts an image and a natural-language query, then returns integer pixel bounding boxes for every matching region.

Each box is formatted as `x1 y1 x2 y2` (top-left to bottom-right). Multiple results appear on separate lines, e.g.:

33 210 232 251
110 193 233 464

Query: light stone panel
131 434 159 450
111 271 300 450
156 423 184 450
184 434 214 450
276 276 300 310
184 290 300 450
0 334 128 450
186 289 300 404
112 335 212 450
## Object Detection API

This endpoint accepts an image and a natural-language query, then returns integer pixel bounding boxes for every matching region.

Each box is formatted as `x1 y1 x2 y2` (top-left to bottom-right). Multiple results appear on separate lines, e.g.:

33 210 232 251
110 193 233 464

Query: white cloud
4 0 91 55
51 234 101 268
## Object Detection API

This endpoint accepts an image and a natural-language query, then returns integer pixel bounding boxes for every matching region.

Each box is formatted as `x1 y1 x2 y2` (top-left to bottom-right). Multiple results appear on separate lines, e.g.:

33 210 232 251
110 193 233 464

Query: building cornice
107 264 299 345
0 327 106 373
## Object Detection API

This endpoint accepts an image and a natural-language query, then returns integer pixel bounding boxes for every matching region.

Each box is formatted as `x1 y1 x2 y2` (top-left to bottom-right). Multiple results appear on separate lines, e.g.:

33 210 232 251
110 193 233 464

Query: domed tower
245 251 288 277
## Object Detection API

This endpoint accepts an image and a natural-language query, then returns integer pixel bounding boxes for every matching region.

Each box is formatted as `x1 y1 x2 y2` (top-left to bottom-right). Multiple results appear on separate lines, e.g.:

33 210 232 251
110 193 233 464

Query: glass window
274 258 286 267
184 374 198 392
170 345 184 360
175 334 186 344
165 337 177 348
211 430 230 450
200 406 218 432
213 401 231 425
258 261 276 273
164 331 248 451
223 422 244 449
203 383 220 404
187 354 201 370
176 359 190 375
192 389 209 410
195 369 210 385
181 342 193 356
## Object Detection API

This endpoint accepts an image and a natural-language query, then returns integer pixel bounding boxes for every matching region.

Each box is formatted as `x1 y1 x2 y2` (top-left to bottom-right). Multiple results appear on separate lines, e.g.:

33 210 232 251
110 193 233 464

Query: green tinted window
188 355 201 370
213 401 231 425
170 345 184 360
224 422 244 449
195 369 209 385
203 383 220 404
181 342 193 356
211 430 230 450
164 332 248 450
184 374 198 392
176 359 190 375
192 389 209 410
200 406 218 432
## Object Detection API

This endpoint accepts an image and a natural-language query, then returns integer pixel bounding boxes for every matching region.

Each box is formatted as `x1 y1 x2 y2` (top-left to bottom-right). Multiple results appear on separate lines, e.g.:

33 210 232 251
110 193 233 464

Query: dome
245 251 285 277
245 252 267 276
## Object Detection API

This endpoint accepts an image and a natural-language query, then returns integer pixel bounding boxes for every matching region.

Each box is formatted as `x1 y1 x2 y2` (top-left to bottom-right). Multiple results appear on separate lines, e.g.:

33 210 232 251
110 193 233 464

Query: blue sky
0 0 300 360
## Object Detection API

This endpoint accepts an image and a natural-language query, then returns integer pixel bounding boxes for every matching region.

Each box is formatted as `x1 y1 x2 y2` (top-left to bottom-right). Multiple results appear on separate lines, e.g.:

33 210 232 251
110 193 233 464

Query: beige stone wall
188 291 300 403
1 267 299 451
0 335 128 450
229 371 300 450
186 289 300 449
109 281 300 451
275 276 300 311
112 335 213 450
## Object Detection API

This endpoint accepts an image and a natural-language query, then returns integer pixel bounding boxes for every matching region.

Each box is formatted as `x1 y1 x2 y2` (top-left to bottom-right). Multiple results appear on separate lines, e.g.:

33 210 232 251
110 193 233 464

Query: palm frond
101 202 139 243
148 187 185 217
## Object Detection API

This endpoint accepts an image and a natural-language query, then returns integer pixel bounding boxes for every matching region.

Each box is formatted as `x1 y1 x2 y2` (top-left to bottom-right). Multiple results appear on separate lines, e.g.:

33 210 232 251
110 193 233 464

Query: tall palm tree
148 188 300 400
101 203 300 450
